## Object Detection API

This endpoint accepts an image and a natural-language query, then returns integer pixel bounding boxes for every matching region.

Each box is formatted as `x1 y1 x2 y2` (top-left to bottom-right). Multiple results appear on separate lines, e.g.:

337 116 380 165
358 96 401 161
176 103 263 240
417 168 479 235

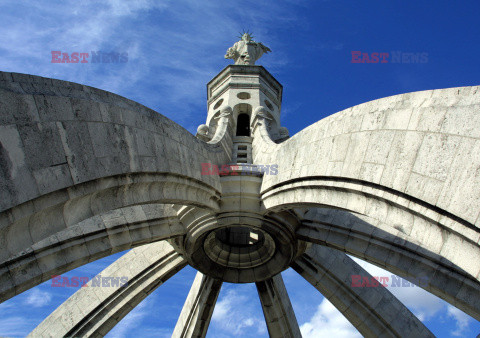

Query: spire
224 32 271 65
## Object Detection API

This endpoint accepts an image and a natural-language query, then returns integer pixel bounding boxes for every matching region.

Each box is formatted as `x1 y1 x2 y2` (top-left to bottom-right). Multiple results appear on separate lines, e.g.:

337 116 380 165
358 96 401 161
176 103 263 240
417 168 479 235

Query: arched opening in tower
236 113 250 136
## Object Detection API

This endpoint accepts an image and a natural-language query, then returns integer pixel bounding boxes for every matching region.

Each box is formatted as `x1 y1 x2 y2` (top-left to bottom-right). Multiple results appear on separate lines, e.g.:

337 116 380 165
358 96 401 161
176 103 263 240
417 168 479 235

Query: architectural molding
292 244 434 337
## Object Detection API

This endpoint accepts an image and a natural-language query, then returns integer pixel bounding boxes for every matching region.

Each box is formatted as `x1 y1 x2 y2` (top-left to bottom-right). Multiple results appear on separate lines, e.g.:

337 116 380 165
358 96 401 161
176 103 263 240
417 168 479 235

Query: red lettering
370 52 379 63
61 52 70 63
379 276 389 287
219 164 230 176
361 53 370 63
70 276 79 287
201 163 211 175
79 52 89 63
351 51 362 63
71 52 79 63
380 52 389 63
362 276 372 287
51 275 62 287
51 51 61 63
211 165 219 175
351 275 361 287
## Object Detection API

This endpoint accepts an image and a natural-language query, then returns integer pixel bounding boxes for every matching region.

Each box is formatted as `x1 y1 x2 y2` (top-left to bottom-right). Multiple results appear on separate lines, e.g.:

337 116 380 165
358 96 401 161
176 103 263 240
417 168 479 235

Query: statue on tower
225 32 271 65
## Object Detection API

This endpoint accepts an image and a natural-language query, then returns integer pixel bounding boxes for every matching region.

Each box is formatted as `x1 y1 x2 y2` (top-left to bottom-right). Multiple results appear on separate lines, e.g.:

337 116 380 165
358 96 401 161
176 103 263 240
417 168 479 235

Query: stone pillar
255 273 301 338
172 272 222 338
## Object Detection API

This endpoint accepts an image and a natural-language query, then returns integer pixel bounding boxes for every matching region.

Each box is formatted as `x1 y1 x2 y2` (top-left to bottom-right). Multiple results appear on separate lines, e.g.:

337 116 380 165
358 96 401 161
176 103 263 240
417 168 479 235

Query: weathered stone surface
292 244 434 337
225 33 271 66
1 57 479 337
172 272 222 338
0 204 184 303
295 208 480 321
256 273 301 338
255 86 480 227
0 71 231 214
28 241 186 337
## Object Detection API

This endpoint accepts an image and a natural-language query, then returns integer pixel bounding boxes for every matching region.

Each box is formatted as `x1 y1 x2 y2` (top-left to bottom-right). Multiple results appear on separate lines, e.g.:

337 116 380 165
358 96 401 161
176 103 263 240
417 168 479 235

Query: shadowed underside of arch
32 241 432 337
253 84 480 323
28 241 187 337
1 71 479 337
0 71 228 303
0 203 186 303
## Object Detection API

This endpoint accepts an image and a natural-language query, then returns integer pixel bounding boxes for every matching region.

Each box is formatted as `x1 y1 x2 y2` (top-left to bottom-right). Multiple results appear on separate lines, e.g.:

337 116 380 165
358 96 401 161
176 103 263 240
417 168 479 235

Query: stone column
172 272 222 338
255 274 302 338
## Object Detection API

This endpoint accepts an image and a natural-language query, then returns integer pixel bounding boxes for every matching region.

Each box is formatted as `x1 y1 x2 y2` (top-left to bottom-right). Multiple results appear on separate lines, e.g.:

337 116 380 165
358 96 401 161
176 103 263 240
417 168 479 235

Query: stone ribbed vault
0 44 479 337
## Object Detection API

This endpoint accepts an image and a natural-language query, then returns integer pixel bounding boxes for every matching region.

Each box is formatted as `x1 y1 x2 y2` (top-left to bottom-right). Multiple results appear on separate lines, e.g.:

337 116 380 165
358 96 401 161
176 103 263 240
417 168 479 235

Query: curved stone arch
0 70 228 263
0 71 230 213
1 69 479 337
31 239 436 338
291 244 434 337
262 177 480 281
255 86 480 226
253 85 480 322
233 102 253 122
28 241 187 337
289 207 480 321
0 203 190 303
0 173 219 299
0 71 231 305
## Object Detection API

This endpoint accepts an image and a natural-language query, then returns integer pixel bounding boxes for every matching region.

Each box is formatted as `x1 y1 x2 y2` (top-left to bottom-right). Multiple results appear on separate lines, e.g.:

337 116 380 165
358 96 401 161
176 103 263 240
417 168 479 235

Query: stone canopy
0 37 479 337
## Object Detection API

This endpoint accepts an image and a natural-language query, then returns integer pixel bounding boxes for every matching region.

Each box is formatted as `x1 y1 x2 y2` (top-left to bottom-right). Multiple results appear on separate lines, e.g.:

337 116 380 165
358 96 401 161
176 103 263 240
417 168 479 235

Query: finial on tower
225 31 271 65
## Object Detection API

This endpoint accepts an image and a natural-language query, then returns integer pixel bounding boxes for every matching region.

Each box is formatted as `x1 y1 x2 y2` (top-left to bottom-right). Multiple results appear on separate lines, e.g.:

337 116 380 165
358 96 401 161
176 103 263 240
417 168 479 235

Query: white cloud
0 316 30 337
0 0 306 131
211 288 266 336
447 305 473 337
350 256 444 321
281 102 303 120
300 298 361 338
107 296 150 338
24 288 52 307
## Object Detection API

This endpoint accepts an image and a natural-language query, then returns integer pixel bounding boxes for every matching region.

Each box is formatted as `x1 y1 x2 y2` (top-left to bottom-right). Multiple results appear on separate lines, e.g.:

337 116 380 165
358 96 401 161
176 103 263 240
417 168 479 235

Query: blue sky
0 0 479 337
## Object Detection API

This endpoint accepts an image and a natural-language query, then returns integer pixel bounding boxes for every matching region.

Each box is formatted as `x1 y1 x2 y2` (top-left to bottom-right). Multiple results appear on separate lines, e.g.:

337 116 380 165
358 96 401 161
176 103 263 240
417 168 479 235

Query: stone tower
0 35 479 337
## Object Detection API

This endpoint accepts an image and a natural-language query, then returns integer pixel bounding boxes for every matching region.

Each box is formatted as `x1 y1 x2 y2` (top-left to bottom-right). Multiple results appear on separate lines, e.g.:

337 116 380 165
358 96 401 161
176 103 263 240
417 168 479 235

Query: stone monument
225 32 271 65
0 35 479 337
